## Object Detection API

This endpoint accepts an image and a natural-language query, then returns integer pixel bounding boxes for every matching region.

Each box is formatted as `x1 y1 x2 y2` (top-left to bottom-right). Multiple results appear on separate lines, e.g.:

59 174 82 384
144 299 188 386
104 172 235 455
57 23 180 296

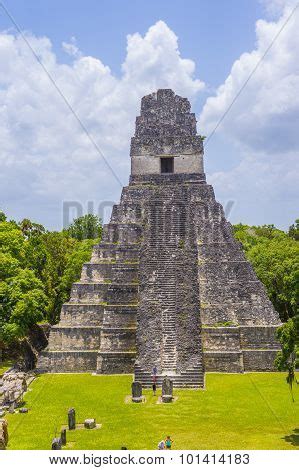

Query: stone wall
204 352 244 373
96 352 135 374
48 327 101 351
131 153 204 176
202 325 280 372
60 304 104 327
240 326 281 349
243 350 279 371
37 351 98 372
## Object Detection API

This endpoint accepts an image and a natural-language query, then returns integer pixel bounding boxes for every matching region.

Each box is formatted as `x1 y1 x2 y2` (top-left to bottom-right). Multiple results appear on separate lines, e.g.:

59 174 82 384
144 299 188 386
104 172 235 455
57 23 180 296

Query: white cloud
1 12 297 231
0 21 204 227
200 2 299 227
62 36 82 59
260 0 297 17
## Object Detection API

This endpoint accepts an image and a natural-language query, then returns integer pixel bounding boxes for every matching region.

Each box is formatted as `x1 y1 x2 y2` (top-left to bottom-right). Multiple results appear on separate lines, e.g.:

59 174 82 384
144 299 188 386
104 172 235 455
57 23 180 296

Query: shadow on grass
282 429 299 447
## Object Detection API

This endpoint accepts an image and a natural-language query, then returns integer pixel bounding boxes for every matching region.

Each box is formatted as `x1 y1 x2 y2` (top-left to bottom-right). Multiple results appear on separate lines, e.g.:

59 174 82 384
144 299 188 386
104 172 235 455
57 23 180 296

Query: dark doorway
161 157 174 174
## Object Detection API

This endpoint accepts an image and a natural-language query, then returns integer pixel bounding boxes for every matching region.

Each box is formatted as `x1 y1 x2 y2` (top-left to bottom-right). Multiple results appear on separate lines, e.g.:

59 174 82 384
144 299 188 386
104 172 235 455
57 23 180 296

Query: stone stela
131 381 143 403
60 428 67 446
162 377 173 403
37 89 281 388
68 408 76 430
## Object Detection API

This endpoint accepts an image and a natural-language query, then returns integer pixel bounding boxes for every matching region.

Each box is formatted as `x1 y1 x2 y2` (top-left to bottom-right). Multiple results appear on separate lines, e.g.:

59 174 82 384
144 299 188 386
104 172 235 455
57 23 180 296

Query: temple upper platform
130 89 205 183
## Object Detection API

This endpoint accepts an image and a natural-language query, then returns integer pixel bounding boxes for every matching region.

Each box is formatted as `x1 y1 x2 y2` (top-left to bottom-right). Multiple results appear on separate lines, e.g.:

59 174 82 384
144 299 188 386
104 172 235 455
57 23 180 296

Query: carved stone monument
131 381 143 403
61 428 67 445
162 377 173 403
68 408 76 430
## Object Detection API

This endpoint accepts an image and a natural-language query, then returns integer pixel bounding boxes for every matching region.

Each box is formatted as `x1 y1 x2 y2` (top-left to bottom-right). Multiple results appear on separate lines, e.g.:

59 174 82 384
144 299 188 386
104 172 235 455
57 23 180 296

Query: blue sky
0 0 298 229
0 1 264 96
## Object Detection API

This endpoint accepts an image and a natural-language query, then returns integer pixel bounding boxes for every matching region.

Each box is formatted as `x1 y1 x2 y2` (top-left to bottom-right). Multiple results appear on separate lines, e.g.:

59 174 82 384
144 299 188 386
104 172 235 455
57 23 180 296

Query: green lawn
0 360 13 376
5 373 299 450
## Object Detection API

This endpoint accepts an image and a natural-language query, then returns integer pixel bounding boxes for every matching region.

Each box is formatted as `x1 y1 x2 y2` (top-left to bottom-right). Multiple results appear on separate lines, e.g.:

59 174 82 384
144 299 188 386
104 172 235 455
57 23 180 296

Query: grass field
5 372 299 450
0 360 13 376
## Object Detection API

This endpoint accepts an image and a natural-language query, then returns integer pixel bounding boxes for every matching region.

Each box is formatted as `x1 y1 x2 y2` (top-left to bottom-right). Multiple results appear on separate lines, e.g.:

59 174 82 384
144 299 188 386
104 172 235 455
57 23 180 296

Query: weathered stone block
84 419 96 429
162 377 173 397
68 408 76 430
131 381 142 403
51 437 62 450
61 428 67 445
19 408 28 413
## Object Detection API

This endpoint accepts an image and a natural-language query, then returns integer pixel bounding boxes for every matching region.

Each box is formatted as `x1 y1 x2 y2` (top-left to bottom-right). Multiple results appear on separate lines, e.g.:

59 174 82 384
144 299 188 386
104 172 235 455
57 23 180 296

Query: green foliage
19 218 45 239
178 239 185 249
0 211 101 344
0 360 13 376
1 323 24 344
0 252 20 279
233 221 299 398
233 222 299 321
288 219 299 241
275 319 297 370
0 221 26 261
275 315 299 401
0 268 47 343
66 214 102 241
58 239 95 312
212 321 238 327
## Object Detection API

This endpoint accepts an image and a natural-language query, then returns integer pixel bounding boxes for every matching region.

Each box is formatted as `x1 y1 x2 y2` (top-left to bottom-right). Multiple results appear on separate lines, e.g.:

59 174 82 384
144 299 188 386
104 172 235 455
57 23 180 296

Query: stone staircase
134 187 205 387
134 364 205 388
145 253 178 373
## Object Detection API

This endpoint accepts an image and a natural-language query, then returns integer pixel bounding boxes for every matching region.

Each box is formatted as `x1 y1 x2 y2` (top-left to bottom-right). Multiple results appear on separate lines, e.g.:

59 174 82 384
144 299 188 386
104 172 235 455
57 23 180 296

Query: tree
19 218 45 239
0 269 48 344
66 214 102 241
0 211 101 348
0 220 26 261
289 219 299 241
0 252 20 279
247 238 298 321
58 239 95 306
37 232 79 323
275 315 299 401
233 223 299 321
25 231 98 324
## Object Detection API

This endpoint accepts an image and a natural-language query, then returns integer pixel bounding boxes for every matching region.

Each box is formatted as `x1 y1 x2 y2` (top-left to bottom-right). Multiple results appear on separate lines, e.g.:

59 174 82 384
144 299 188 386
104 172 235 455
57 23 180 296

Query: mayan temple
37 89 281 387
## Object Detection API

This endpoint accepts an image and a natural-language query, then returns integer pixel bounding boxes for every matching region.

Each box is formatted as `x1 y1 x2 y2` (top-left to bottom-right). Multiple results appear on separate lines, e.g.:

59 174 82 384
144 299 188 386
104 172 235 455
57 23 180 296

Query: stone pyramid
37 89 281 387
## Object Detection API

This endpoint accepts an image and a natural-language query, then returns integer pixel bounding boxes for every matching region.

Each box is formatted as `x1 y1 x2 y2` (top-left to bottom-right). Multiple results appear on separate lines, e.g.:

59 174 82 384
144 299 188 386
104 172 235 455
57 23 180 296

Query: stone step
70 283 139 304
81 262 138 283
134 377 205 388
